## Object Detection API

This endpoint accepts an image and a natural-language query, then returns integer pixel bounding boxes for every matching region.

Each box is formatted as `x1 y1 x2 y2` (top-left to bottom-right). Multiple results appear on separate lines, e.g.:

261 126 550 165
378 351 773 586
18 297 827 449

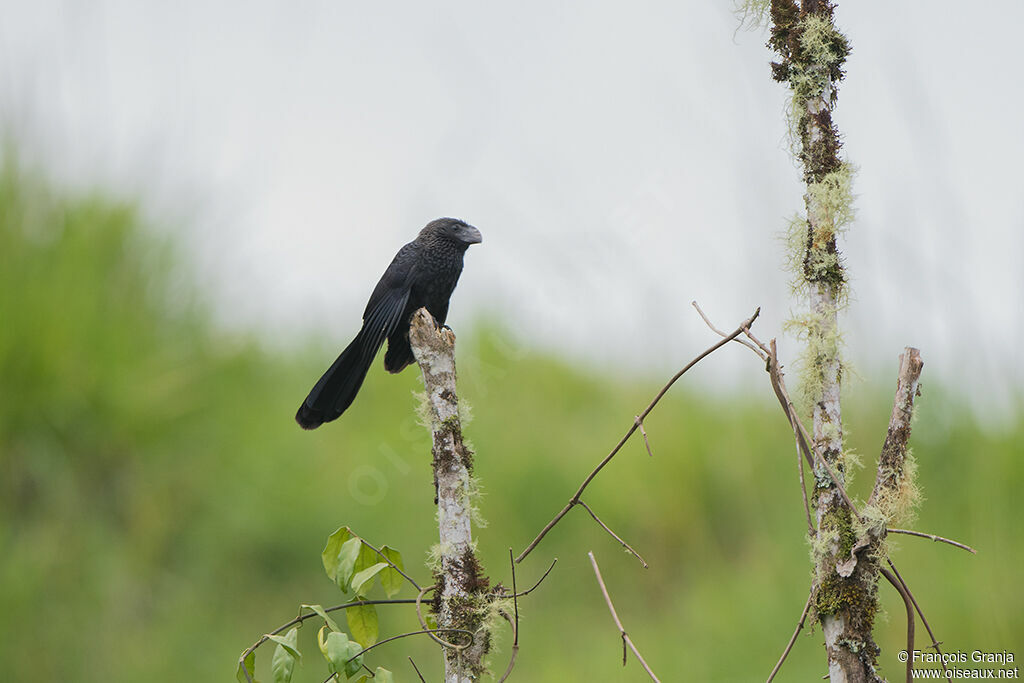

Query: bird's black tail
295 327 383 429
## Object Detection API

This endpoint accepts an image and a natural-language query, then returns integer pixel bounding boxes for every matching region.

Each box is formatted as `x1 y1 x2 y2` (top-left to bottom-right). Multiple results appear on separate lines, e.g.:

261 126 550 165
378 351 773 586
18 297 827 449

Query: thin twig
347 628 474 664
766 589 813 683
758 335 863 521
635 416 655 457
497 548 521 683
795 435 814 536
887 559 949 677
510 550 519 647
692 301 766 359
361 537 423 591
699 303 862 520
881 566 915 683
887 528 976 554
506 558 558 598
409 656 427 683
578 499 649 568
772 342 861 520
238 598 420 680
496 610 519 683
516 308 761 563
588 551 662 682
414 586 469 652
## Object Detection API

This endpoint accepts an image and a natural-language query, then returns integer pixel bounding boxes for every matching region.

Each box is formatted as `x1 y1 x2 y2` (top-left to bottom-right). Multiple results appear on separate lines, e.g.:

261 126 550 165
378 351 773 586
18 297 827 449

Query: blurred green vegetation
1 158 1020 682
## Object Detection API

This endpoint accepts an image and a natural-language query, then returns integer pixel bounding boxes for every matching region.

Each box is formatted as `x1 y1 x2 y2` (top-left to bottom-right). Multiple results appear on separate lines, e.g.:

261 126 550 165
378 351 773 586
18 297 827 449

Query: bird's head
423 217 482 246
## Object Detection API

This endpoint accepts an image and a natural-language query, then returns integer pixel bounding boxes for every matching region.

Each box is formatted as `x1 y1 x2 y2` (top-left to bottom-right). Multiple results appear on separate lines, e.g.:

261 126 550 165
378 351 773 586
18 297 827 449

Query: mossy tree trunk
765 2 883 680
408 309 490 683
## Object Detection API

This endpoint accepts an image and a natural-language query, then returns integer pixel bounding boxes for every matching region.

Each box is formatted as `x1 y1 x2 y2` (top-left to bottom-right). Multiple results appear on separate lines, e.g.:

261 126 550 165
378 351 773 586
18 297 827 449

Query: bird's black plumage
296 218 482 429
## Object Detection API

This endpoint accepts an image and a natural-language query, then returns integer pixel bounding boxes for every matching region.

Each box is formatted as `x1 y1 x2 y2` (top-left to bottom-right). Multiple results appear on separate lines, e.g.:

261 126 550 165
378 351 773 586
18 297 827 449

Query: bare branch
887 559 949 677
516 308 761 563
238 598 419 675
701 303 863 522
415 586 469 652
496 548 520 683
887 528 976 555
578 499 648 568
635 416 655 457
409 657 428 683
880 566 915 683
510 550 519 648
495 610 519 683
348 628 474 664
766 589 813 683
761 336 862 521
795 432 814 537
361 537 423 591
587 551 662 682
692 301 766 360
506 558 558 598
868 348 924 509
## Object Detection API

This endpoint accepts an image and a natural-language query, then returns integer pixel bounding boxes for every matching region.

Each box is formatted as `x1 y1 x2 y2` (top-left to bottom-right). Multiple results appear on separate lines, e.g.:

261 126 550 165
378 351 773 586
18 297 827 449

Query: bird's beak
465 225 483 244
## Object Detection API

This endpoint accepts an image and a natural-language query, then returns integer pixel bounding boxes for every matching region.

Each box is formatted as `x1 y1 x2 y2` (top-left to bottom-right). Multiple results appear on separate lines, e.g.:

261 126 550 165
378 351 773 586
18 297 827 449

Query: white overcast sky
3 1 1022 420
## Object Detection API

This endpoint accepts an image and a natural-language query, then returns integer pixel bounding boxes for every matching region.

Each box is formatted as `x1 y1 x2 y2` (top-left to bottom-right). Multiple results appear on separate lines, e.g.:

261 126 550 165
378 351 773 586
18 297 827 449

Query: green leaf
346 602 379 648
350 562 388 596
373 667 394 683
335 537 363 593
302 603 340 633
317 625 330 656
237 650 257 683
321 629 363 680
266 630 301 661
353 541 378 573
269 627 300 683
341 640 364 679
322 527 354 583
379 546 405 597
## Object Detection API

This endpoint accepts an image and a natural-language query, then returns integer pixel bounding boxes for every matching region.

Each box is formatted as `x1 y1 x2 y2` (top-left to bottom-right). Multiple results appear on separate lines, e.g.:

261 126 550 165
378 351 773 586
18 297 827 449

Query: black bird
296 218 482 429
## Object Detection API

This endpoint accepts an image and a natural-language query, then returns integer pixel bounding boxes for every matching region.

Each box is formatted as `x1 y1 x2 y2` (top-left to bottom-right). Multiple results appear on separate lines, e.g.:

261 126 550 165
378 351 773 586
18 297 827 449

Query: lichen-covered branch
762 2 879 680
409 309 490 683
867 349 924 519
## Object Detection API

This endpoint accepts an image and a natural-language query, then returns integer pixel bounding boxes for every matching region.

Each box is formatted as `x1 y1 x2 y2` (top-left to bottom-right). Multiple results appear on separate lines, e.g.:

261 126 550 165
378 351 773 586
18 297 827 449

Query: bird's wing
363 242 417 317
355 285 410 370
354 241 418 367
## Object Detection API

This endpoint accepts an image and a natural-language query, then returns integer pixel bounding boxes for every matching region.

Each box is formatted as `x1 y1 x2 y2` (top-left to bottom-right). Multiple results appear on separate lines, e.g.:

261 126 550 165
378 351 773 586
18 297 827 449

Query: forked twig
508 558 558 598
238 598 419 682
693 302 860 521
516 308 761 563
881 566 915 683
887 528 976 554
414 586 469 652
635 416 655 457
361 537 423 591
691 301 766 359
347 628 474 664
579 499 648 568
887 559 949 677
497 548 521 683
588 551 661 682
